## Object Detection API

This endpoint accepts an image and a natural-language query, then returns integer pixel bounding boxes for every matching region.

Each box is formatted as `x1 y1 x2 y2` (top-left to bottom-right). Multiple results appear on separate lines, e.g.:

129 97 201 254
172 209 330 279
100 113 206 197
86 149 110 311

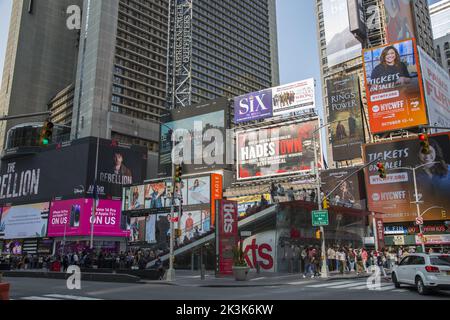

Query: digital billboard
363 133 450 223
384 0 416 43
320 167 366 209
0 137 147 206
327 74 365 161
47 199 128 237
363 38 427 133
236 120 317 180
322 0 362 67
92 139 147 199
0 202 49 240
418 47 450 131
158 98 229 178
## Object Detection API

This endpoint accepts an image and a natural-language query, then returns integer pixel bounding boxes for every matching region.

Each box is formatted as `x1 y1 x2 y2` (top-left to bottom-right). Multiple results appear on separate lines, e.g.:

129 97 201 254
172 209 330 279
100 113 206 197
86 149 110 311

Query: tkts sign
215 200 238 276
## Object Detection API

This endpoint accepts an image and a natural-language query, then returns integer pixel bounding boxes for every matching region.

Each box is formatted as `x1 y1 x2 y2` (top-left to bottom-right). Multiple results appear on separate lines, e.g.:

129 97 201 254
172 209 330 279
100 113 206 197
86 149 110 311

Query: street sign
312 210 329 226
416 216 424 226
240 231 252 237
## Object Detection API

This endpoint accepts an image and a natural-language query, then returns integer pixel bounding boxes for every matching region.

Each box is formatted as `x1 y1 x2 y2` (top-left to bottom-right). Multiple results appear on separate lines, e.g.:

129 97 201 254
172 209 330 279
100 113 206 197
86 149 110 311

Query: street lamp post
311 120 339 279
160 123 177 282
389 162 440 254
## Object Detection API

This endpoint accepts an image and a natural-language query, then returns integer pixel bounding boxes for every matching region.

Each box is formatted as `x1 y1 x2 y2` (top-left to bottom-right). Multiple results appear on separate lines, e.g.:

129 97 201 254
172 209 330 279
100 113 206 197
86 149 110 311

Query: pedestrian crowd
0 248 168 272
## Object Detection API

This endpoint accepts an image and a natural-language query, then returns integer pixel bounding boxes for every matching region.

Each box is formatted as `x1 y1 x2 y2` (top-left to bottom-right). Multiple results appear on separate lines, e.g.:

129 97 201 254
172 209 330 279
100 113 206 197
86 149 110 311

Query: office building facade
430 0 450 75
315 0 437 167
166 0 279 109
0 0 82 150
71 0 169 154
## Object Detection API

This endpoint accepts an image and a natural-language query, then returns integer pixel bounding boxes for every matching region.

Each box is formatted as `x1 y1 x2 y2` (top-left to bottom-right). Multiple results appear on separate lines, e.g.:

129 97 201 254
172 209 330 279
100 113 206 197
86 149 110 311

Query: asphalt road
5 277 450 301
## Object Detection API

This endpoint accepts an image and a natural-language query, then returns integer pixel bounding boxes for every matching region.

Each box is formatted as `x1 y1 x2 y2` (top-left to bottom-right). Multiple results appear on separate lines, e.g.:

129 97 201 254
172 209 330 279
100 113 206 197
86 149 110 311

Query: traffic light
39 120 54 146
315 229 322 240
322 197 330 210
174 163 183 183
377 162 387 179
419 133 430 154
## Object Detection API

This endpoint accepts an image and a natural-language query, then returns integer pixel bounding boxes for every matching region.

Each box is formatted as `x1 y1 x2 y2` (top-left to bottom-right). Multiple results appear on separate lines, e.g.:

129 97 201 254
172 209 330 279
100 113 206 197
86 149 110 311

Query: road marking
44 294 102 300
287 280 315 285
306 281 355 288
250 277 266 281
21 296 63 300
327 282 368 289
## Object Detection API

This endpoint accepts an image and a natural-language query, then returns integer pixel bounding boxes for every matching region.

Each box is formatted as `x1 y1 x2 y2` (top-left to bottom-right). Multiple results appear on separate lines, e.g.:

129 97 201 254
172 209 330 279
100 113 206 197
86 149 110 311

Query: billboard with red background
48 199 128 237
216 200 238 276
236 120 317 180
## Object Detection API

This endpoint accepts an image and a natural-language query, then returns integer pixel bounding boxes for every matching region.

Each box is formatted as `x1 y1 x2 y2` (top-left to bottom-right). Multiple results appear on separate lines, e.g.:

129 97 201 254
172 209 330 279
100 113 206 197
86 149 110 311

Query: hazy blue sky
0 0 441 94
0 0 321 89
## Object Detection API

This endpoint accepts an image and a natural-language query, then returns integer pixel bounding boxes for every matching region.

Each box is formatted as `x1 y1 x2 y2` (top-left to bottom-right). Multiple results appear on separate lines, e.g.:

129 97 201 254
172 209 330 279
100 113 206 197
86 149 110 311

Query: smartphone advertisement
47 199 129 237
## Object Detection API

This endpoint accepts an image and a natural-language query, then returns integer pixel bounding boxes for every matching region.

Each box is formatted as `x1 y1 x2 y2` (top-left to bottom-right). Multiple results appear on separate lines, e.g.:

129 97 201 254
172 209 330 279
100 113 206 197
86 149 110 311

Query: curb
3 271 141 284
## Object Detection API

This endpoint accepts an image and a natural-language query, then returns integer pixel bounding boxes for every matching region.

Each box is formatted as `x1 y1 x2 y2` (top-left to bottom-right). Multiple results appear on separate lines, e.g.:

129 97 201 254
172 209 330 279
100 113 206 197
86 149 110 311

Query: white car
391 253 450 295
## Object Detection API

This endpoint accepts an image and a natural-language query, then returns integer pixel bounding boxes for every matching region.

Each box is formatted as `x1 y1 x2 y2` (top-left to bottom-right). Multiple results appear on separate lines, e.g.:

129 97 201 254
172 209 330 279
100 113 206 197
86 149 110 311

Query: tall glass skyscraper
166 0 279 109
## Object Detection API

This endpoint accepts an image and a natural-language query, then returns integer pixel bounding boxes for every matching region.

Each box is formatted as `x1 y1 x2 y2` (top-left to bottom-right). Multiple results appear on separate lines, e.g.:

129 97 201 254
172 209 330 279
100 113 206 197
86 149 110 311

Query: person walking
361 248 368 272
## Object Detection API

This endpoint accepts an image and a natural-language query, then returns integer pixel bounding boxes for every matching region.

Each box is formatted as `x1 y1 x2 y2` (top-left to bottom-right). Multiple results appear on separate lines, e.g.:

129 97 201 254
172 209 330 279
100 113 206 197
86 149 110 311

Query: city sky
0 0 441 98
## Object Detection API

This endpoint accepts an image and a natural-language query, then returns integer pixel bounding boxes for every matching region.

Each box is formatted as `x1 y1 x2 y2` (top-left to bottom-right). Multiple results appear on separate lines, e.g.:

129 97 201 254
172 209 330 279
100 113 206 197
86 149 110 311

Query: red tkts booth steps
0 283 10 300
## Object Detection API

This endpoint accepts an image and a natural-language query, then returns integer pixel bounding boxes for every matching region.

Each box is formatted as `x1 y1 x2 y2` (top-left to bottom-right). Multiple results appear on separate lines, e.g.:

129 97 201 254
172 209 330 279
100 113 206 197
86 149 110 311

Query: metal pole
313 129 328 278
412 168 426 253
0 111 52 121
372 212 379 252
167 162 176 281
90 137 100 250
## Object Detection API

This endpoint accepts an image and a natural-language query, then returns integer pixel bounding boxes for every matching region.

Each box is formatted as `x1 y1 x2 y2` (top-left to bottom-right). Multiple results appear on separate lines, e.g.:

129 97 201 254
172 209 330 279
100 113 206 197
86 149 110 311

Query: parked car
391 253 450 295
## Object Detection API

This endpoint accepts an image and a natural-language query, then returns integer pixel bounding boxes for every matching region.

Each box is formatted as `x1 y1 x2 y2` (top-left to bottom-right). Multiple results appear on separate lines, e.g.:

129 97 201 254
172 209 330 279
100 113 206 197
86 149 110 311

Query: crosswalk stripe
250 277 266 281
306 281 355 288
44 294 101 300
287 280 315 285
21 296 62 300
327 282 368 289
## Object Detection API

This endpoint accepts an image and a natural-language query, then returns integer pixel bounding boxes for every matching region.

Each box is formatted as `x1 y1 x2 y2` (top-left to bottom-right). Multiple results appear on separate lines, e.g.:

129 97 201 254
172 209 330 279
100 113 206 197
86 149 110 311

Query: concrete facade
0 0 82 150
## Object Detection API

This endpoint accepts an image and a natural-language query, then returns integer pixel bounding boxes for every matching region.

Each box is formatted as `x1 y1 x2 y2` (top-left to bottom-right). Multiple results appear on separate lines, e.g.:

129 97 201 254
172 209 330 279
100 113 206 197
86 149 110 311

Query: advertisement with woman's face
128 185 144 210
364 133 450 222
363 39 427 133
187 177 210 205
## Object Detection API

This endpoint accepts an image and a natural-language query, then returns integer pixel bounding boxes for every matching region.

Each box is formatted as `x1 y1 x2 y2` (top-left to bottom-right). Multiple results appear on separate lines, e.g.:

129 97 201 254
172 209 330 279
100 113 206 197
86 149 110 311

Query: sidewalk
144 270 373 288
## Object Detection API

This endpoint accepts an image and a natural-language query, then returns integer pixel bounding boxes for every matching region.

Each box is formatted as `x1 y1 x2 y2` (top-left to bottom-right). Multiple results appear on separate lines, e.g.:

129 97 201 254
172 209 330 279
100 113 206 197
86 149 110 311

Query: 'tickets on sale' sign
216 200 238 276
48 199 129 237
362 38 427 133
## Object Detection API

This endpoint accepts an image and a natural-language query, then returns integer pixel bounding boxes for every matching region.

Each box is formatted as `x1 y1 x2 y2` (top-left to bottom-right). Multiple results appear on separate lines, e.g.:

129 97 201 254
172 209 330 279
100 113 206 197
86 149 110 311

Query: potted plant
232 245 250 281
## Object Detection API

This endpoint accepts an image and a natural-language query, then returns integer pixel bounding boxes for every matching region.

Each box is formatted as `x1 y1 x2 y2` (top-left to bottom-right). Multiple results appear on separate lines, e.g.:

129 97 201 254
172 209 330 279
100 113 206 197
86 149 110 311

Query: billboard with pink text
48 199 129 237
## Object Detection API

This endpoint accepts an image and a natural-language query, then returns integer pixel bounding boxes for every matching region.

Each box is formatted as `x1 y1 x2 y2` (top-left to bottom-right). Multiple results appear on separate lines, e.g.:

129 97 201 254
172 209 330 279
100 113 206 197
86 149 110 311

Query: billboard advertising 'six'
363 38 427 133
